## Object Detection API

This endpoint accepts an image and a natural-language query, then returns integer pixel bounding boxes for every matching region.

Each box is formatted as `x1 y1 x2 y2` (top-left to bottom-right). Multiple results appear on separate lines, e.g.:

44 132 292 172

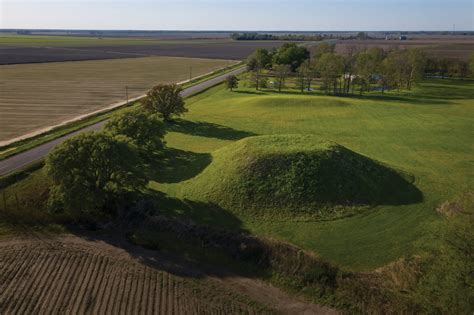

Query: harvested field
0 46 146 65
74 41 289 61
0 40 287 64
0 56 234 142
0 236 270 314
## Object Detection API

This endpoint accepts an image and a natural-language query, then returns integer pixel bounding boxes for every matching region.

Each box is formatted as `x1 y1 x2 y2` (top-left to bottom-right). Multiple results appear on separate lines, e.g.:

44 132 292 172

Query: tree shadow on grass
233 90 267 95
352 93 454 105
145 147 212 184
166 119 257 141
150 191 245 230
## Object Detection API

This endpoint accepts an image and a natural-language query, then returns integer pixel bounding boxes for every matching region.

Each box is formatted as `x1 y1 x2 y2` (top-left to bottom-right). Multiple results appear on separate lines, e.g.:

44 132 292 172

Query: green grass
0 34 232 47
2 77 472 273
149 78 473 271
174 134 421 221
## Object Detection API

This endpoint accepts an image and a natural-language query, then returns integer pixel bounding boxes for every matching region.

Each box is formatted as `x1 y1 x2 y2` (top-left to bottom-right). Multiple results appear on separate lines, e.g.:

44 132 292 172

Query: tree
297 60 315 92
246 48 272 71
104 108 166 152
382 50 408 91
342 45 360 95
355 48 385 94
311 42 335 61
273 43 310 71
143 84 187 121
406 49 426 89
448 60 469 79
317 53 344 95
274 64 292 92
225 75 240 91
46 132 146 217
470 54 474 78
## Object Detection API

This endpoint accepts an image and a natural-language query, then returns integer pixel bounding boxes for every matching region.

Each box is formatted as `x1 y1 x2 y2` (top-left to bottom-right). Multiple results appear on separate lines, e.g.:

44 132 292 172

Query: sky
1 0 473 31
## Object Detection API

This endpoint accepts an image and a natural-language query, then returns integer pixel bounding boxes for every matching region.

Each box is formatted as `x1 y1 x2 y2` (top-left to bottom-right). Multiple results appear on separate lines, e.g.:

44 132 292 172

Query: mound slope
180 135 421 218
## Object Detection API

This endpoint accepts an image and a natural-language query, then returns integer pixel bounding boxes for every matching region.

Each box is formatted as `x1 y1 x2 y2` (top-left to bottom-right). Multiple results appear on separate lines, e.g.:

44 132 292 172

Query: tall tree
382 50 408 91
406 49 426 89
247 48 272 71
274 64 292 92
355 48 384 94
104 108 166 153
297 60 315 92
225 75 240 91
317 53 344 95
143 84 187 121
273 43 310 71
311 42 335 61
470 53 474 78
46 132 146 217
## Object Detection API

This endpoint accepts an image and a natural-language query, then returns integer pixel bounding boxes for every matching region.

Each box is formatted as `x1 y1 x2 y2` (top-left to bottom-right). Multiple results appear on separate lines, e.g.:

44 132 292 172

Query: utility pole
126 86 129 105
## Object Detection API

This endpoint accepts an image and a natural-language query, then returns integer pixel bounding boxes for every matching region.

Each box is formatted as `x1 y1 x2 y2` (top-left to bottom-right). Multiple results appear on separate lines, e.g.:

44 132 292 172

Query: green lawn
151 78 473 271
0 34 231 47
2 77 472 272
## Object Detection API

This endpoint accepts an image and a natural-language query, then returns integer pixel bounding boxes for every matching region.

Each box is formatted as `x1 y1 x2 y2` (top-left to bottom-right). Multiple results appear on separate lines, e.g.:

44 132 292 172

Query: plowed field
0 237 270 315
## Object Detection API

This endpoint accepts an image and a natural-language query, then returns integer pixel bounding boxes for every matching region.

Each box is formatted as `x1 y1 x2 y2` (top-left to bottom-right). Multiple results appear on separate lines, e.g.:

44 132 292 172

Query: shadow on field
151 191 244 230
145 147 212 183
167 119 257 140
233 90 267 95
353 93 453 105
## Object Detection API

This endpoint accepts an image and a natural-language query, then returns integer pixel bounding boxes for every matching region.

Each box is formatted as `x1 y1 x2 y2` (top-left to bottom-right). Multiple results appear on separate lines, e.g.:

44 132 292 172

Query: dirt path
0 233 337 314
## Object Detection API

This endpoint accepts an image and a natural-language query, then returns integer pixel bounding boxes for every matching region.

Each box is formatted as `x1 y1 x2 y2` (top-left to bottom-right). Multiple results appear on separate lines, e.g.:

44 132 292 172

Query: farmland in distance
0 56 235 143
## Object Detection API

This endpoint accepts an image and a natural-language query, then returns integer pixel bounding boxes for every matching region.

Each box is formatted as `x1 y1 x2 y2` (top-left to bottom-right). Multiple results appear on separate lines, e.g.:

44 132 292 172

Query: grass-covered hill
177 134 421 219
153 78 473 270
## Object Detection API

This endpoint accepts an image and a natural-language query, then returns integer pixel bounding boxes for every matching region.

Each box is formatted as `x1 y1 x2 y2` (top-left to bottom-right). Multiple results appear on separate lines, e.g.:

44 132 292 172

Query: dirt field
0 236 268 314
0 40 287 64
0 235 335 314
0 56 233 143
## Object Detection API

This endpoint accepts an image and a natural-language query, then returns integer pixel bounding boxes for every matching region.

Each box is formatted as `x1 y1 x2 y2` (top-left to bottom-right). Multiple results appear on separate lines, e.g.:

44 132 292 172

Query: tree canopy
273 43 310 71
143 84 187 121
104 109 166 152
225 75 239 91
46 132 146 217
246 48 273 71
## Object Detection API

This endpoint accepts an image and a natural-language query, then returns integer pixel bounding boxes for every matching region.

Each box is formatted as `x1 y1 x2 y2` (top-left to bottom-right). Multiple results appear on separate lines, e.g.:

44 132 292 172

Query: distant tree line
425 55 474 80
247 43 474 96
231 32 326 41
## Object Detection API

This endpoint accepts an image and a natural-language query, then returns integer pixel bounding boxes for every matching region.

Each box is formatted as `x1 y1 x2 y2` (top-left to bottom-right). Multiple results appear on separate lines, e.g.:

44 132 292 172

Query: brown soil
0 234 337 315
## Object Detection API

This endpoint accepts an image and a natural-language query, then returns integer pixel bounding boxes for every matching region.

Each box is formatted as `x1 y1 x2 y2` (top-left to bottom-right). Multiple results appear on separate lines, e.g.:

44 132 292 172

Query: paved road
0 66 246 176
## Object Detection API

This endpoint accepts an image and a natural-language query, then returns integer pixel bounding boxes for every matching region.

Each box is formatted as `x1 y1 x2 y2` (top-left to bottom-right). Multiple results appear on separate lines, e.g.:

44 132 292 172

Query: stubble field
0 56 234 143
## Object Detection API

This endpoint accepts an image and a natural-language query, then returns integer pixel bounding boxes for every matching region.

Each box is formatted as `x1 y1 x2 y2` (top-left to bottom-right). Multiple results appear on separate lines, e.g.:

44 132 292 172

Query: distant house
399 35 408 40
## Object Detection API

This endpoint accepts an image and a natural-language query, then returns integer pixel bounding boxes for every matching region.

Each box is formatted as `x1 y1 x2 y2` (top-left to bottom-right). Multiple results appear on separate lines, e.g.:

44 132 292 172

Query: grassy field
0 56 235 143
2 77 472 273
0 35 227 47
148 77 473 271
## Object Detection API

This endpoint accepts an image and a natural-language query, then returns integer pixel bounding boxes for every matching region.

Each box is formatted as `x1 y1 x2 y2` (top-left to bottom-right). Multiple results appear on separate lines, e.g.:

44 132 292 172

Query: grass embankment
2 78 473 273
0 62 242 161
176 134 421 220
150 78 473 271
